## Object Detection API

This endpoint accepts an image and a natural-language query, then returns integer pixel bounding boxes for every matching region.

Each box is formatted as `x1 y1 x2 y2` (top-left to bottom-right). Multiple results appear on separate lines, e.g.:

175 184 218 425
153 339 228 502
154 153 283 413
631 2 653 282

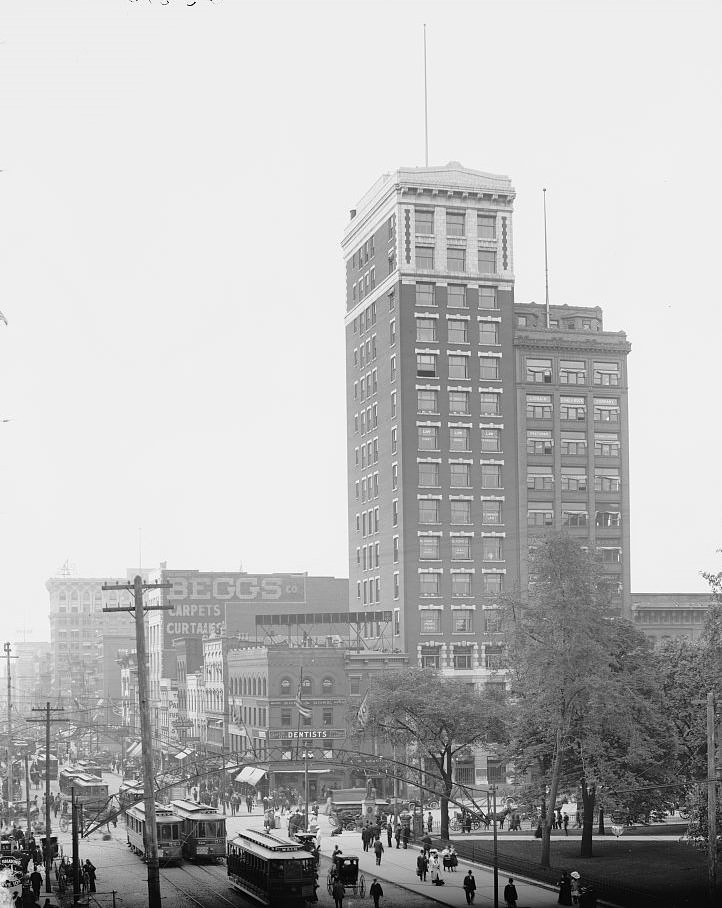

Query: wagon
327 854 365 897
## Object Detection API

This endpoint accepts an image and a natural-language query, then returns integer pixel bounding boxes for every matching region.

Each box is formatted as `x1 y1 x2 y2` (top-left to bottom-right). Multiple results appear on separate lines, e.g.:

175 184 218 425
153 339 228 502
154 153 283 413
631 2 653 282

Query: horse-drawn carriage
327 854 365 897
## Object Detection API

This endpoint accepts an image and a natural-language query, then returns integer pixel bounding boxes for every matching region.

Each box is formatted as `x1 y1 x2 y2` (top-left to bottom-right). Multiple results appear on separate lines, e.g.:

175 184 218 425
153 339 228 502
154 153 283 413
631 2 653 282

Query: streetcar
227 828 317 906
118 780 144 812
35 752 59 781
126 802 183 865
76 760 103 777
59 767 86 795
169 799 226 861
72 773 110 814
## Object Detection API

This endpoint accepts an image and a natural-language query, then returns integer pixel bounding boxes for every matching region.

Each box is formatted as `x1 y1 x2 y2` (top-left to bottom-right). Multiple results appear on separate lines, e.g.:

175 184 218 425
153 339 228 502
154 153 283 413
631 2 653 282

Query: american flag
296 681 312 719
356 689 370 729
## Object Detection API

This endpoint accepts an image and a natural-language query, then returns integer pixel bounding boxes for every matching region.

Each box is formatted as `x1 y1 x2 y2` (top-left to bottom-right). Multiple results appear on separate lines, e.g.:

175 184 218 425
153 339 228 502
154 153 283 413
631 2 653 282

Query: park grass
471 837 709 906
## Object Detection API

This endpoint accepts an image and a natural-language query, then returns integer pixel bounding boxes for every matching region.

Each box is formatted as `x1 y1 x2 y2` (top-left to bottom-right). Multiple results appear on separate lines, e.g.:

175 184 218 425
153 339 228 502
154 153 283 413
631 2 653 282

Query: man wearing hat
503 877 518 908
369 878 384 908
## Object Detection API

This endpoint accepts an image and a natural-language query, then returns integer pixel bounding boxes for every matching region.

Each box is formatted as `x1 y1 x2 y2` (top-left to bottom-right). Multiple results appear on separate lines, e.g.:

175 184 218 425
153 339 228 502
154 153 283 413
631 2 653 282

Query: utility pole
71 788 79 904
27 702 66 893
707 691 718 902
24 753 31 838
492 785 499 908
4 642 17 807
103 575 171 908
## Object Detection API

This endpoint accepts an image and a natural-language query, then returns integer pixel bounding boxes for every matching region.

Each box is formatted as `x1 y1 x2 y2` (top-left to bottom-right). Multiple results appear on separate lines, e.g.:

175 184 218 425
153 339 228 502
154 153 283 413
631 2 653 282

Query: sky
0 0 721 640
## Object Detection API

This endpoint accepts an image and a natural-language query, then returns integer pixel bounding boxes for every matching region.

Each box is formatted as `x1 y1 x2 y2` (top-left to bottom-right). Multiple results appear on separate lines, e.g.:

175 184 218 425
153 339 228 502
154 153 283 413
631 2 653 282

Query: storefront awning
235 767 266 786
126 742 142 759
173 748 193 761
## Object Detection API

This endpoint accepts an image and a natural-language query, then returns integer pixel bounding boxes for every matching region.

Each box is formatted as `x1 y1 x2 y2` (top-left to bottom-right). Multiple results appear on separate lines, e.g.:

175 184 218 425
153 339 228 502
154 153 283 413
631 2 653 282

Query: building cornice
513 333 631 355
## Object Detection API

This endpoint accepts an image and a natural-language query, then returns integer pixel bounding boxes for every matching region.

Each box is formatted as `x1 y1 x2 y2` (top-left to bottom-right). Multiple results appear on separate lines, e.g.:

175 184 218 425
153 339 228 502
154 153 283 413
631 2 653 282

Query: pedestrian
570 871 581 904
394 824 401 848
504 877 518 908
421 832 432 855
558 870 573 905
402 824 410 849
386 820 392 847
29 869 42 900
563 813 569 836
463 869 476 904
426 811 433 833
464 813 472 835
332 877 345 908
369 877 384 908
373 838 384 865
429 850 443 885
556 807 563 830
84 858 96 892
449 844 458 871
416 849 428 881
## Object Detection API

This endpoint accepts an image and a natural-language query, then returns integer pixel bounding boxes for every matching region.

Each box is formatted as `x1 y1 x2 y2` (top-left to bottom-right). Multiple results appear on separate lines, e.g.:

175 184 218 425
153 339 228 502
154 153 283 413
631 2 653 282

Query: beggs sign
163 572 306 640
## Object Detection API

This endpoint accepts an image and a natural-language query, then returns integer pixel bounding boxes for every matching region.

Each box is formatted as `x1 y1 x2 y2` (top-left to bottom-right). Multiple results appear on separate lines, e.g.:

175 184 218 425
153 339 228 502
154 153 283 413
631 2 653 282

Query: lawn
449 836 711 907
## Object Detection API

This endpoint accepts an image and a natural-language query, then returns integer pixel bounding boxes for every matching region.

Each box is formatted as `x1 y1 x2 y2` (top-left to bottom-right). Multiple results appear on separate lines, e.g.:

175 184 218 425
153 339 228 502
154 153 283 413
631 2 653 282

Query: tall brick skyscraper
343 163 630 685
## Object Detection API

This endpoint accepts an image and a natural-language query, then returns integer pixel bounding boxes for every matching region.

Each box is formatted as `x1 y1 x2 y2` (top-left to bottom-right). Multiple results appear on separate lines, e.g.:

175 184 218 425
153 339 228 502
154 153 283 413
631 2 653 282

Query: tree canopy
501 533 675 863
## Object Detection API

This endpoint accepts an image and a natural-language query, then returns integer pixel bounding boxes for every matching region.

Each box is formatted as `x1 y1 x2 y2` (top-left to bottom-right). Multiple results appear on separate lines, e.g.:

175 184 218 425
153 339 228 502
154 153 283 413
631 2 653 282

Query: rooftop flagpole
543 188 550 328
424 24 429 166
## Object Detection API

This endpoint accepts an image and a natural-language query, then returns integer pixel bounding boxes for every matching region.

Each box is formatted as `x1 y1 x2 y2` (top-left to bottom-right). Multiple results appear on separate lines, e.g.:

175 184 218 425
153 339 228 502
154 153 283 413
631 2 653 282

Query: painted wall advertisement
163 571 306 645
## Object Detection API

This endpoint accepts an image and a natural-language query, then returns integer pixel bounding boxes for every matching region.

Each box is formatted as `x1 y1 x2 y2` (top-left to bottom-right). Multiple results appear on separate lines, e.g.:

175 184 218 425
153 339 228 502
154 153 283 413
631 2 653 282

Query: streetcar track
160 859 245 908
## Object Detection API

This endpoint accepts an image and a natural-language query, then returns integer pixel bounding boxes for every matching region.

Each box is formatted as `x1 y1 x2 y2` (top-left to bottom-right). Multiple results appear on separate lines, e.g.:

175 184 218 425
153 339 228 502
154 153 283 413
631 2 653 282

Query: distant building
632 592 713 644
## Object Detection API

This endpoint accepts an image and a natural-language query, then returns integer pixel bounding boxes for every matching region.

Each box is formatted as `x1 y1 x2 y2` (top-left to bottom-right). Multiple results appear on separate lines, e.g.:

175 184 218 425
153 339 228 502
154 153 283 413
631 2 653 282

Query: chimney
349 209 357 219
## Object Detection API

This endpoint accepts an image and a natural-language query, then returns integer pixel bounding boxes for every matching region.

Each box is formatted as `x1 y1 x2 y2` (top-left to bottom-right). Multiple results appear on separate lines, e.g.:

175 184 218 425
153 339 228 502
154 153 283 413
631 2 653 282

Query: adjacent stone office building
343 162 631 687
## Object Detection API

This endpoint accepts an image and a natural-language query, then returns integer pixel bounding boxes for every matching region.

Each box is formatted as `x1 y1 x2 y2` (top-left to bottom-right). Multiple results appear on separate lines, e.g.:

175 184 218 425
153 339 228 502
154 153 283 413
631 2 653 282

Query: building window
419 574 441 597
593 399 620 422
482 501 502 524
453 647 473 670
449 390 470 415
416 317 437 342
480 392 501 416
526 394 552 419
393 535 399 562
479 322 499 344
390 319 396 345
416 209 434 234
280 677 292 696
593 362 620 386
453 610 473 633
562 508 588 528
420 610 441 633
418 426 440 450
448 320 469 344
392 499 398 526
416 246 434 269
527 465 553 490
600 547 622 564
487 759 507 783
389 290 395 310
477 213 496 239
481 465 502 489
595 467 621 492
281 708 292 727
560 431 587 455
560 397 587 421
447 210 466 236
390 355 397 382
561 467 587 491
419 536 441 560
478 250 497 273
421 651 440 668
419 462 440 487
528 507 554 527
322 708 334 727
483 537 503 561
527 431 553 455
418 389 439 413
483 573 504 594
448 355 469 380
479 286 497 309
416 283 435 306
451 536 472 560
450 427 471 451
419 500 440 524
526 358 552 383
517 315 528 327
560 360 586 385
452 573 472 597
447 285 467 308
481 428 501 452
417 354 437 378
392 463 398 490
450 463 471 487
450 500 472 524
394 573 400 599
479 356 499 380
391 391 397 418
594 433 620 456
485 610 502 633
447 248 466 272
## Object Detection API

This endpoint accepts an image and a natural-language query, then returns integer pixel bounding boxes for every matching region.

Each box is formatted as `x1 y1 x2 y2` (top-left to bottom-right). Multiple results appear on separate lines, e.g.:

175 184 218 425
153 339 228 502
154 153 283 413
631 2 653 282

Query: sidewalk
317 823 563 908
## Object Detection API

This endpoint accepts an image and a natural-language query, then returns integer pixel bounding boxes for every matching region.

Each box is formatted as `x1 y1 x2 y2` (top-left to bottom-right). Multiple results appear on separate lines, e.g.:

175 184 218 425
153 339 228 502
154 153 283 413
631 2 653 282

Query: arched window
322 677 334 694
301 677 313 696
280 677 292 697
252 677 257 696
242 678 247 696
262 678 267 697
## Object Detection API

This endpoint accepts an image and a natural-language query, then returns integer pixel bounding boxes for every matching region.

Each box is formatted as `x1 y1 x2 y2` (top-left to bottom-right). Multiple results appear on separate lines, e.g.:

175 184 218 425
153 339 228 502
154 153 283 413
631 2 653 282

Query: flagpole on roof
543 188 551 328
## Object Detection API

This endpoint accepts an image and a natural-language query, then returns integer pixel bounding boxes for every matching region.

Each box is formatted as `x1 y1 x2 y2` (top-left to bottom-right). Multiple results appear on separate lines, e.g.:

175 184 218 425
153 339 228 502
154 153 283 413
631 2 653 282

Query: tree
363 667 505 840
502 534 674 865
